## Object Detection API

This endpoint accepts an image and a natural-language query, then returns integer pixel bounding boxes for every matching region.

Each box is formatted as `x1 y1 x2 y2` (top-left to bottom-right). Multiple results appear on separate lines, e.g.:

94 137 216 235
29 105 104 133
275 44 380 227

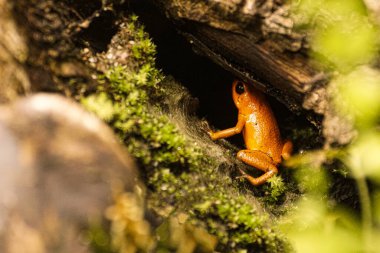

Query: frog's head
232 80 252 109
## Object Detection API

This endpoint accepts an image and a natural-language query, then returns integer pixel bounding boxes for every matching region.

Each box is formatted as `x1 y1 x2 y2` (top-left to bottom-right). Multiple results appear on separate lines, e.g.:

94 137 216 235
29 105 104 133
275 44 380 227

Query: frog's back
242 93 283 164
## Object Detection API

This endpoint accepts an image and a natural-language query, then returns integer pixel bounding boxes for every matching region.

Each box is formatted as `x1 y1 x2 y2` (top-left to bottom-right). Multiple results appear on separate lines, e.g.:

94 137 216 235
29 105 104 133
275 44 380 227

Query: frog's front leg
237 150 278 186
209 114 246 140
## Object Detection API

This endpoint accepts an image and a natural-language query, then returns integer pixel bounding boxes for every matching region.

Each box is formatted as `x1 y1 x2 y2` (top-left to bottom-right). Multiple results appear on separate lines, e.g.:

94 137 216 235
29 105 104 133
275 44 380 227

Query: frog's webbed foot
200 120 212 134
237 170 277 186
236 167 248 179
236 150 278 186
235 169 262 185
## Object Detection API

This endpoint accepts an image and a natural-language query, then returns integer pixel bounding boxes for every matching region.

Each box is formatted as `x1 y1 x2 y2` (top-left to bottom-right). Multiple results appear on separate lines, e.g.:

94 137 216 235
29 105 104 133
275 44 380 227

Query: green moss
81 92 117 122
193 190 289 252
87 222 114 253
82 14 289 253
262 175 286 204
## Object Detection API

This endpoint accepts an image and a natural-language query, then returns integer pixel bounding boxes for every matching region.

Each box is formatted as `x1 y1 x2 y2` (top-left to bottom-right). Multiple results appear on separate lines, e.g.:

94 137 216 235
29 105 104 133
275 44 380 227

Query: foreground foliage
281 1 380 252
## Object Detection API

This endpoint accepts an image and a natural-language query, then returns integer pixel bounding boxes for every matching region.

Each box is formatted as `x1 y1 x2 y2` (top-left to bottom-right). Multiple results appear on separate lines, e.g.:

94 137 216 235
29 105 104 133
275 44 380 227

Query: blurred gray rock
0 93 140 253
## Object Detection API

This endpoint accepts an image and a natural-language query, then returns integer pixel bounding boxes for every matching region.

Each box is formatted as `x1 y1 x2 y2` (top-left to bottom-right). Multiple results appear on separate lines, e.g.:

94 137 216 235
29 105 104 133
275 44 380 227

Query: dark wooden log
154 0 328 124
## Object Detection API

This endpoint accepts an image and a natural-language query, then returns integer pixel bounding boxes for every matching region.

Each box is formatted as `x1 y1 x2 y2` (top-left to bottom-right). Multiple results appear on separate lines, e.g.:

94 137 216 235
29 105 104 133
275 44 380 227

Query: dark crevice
76 10 119 52
63 0 102 18
129 0 248 146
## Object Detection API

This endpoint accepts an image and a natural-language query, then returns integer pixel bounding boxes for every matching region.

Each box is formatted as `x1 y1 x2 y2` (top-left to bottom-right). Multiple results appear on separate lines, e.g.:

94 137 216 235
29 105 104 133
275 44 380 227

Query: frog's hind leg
281 140 293 160
237 150 278 186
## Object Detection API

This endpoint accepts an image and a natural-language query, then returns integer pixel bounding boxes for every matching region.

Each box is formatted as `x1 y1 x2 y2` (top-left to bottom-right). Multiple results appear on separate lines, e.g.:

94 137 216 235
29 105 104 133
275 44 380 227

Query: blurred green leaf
280 197 362 253
312 19 377 70
348 131 380 182
333 67 380 128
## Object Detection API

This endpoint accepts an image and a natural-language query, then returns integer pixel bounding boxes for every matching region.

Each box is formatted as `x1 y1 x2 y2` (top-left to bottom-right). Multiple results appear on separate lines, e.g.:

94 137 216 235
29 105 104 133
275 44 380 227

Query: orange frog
209 80 293 186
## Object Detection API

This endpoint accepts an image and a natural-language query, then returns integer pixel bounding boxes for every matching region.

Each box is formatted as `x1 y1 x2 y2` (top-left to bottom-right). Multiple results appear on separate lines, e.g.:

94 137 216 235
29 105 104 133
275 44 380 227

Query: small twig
353 169 373 252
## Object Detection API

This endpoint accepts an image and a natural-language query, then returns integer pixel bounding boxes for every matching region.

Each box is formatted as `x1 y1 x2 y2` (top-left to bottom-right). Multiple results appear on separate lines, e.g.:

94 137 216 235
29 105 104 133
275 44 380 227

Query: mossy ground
81 14 295 252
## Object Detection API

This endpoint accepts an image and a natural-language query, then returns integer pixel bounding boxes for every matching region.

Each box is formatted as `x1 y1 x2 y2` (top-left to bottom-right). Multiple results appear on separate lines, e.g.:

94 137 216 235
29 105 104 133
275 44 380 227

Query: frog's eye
235 82 245 94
